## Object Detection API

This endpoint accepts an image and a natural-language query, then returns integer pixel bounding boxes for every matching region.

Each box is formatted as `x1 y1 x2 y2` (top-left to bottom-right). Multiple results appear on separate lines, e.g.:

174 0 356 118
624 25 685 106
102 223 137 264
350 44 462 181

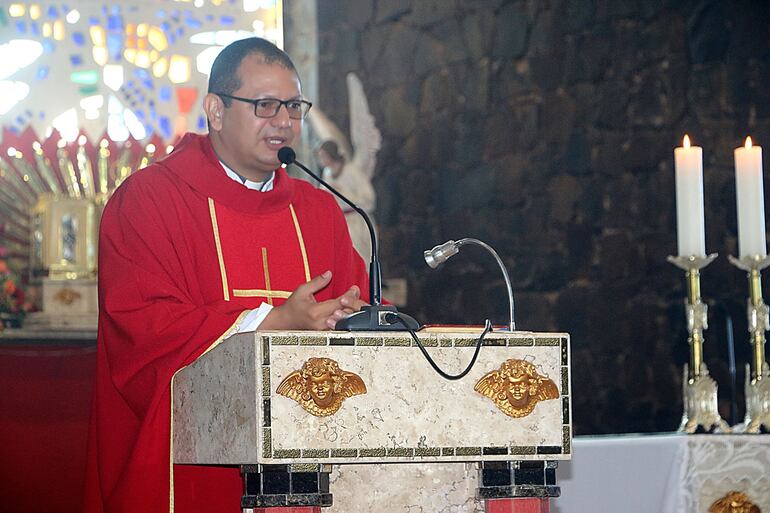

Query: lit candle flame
745 136 753 149
683 134 691 149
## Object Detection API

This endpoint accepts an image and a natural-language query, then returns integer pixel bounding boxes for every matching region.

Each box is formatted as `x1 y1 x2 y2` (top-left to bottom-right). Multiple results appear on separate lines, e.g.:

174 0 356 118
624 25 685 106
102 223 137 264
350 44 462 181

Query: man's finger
346 298 368 311
297 271 332 296
339 285 361 308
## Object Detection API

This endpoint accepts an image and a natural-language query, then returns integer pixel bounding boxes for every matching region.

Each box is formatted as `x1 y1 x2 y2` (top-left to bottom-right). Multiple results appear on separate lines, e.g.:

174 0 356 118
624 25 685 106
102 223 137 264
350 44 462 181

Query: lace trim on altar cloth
677 435 770 512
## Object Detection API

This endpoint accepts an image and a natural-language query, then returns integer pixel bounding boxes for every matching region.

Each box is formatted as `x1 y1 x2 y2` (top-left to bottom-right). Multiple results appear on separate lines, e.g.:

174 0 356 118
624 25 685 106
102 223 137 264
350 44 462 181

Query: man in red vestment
84 38 370 513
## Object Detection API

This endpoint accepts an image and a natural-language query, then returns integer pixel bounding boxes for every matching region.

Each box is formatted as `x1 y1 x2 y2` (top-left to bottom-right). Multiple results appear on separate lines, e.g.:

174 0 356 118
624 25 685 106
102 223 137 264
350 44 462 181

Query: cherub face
308 372 335 407
506 375 532 407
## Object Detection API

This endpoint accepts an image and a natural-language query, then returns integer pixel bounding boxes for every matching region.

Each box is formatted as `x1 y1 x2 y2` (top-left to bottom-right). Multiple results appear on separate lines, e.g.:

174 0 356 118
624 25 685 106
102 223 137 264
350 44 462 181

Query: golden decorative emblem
54 288 81 305
475 359 559 418
276 358 367 417
709 491 761 513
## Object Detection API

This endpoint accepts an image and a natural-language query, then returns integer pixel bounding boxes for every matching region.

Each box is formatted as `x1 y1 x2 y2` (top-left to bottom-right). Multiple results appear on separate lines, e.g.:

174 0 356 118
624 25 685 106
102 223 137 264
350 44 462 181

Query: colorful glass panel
0 1 283 143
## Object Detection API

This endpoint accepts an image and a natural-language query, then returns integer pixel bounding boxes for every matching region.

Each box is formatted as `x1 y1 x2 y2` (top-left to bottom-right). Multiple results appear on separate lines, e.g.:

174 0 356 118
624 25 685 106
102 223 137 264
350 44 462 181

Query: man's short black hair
208 37 298 106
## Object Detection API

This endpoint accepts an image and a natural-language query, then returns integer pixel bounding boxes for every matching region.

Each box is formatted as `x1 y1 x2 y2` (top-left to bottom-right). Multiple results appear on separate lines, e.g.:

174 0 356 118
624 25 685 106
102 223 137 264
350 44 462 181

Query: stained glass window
0 0 283 143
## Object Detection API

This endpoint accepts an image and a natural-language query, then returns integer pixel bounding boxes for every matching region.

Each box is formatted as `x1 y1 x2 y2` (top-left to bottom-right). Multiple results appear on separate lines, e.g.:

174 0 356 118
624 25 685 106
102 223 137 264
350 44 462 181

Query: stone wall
312 0 770 434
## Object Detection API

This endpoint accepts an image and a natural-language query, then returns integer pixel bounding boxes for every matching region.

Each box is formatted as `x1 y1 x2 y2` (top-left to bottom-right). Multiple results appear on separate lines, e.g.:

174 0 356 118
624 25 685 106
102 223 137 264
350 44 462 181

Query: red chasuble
83 133 369 513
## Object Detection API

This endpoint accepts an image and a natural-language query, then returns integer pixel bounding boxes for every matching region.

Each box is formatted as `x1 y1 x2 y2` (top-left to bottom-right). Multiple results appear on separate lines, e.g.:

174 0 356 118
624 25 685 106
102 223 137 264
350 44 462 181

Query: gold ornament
475 358 559 418
54 287 81 305
276 357 366 417
709 491 761 513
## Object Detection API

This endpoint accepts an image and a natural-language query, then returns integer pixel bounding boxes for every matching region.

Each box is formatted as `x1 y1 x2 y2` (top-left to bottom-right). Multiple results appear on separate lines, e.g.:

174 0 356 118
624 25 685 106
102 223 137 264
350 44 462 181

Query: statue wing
340 372 367 398
276 371 305 402
306 108 352 162
346 72 381 179
474 370 503 399
535 378 560 401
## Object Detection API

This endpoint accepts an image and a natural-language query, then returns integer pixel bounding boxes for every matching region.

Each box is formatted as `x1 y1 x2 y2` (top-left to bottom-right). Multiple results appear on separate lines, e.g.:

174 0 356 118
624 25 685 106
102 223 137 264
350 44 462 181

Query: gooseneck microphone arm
277 146 381 305
277 146 419 331
424 238 515 331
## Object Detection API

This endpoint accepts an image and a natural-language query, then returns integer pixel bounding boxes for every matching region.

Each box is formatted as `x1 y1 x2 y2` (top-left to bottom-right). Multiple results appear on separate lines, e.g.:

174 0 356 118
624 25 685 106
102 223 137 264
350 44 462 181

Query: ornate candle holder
667 254 731 433
728 254 770 433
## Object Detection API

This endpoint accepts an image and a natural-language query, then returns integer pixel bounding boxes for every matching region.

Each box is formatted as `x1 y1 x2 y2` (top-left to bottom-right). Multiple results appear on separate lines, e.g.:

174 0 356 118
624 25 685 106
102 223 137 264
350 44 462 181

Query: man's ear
203 93 224 131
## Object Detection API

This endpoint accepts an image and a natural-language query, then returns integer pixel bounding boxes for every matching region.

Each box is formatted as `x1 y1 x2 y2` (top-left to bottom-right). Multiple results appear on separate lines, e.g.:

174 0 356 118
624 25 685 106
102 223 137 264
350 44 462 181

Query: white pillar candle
674 135 706 257
734 136 766 258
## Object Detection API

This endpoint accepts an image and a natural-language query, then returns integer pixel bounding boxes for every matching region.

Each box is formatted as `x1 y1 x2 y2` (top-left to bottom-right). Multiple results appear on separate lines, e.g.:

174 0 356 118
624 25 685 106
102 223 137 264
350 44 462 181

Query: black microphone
277 146 419 331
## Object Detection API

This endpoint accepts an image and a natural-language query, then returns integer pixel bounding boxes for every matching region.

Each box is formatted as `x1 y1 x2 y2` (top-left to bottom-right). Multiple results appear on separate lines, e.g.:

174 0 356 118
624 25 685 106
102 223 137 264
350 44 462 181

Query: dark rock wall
311 0 770 433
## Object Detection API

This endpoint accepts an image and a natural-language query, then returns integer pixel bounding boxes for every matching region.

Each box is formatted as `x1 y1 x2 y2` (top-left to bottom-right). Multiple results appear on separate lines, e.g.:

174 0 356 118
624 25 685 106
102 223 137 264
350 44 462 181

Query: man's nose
271 104 293 127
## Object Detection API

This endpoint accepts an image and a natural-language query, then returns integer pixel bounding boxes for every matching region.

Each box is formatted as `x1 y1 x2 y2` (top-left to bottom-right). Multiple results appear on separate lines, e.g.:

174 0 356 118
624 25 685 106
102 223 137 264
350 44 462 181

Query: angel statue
308 72 381 264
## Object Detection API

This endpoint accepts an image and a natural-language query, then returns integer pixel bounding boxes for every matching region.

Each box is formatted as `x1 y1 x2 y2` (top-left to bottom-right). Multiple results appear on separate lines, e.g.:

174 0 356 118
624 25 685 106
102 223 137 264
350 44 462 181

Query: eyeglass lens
255 99 309 119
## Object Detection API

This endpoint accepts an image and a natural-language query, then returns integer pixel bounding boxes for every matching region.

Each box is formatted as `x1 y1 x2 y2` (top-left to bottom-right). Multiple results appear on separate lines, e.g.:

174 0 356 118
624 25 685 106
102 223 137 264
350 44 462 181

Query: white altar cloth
555 433 770 513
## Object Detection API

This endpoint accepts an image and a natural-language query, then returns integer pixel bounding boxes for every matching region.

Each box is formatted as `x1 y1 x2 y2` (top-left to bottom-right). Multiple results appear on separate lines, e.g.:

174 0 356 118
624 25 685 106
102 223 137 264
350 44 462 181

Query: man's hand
259 271 368 330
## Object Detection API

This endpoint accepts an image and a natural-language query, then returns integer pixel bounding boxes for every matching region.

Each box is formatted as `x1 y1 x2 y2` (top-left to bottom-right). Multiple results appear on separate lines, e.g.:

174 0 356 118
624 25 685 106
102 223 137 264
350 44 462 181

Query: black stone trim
241 465 333 508
241 493 333 508
562 397 569 425
262 337 270 365
482 446 509 456
477 485 560 499
329 337 355 346
263 399 271 427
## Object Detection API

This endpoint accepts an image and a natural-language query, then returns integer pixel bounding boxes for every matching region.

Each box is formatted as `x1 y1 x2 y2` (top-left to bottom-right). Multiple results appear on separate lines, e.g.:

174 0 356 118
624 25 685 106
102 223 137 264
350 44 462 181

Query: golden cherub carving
54 288 81 305
475 359 559 418
709 491 760 513
276 357 367 417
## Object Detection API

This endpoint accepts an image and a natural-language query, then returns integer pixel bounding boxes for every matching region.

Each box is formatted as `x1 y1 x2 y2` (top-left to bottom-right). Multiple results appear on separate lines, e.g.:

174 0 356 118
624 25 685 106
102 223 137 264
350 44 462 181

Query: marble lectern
173 329 572 513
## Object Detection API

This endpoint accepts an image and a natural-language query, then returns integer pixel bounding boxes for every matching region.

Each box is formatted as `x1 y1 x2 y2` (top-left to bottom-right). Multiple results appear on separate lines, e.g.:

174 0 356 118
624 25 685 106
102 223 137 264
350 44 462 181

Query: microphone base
334 305 421 332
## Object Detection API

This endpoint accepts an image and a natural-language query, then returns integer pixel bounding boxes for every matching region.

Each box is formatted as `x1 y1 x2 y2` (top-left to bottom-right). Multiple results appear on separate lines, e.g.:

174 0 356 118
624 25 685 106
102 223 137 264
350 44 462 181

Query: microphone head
424 240 459 269
277 146 296 165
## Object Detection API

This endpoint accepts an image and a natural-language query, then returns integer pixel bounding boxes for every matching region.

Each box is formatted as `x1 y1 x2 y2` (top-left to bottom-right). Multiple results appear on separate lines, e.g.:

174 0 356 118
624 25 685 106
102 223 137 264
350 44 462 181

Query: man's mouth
265 137 287 147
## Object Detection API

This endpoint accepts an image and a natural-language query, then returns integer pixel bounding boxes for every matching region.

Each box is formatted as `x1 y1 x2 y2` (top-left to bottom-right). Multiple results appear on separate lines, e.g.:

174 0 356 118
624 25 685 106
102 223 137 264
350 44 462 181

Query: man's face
206 55 302 181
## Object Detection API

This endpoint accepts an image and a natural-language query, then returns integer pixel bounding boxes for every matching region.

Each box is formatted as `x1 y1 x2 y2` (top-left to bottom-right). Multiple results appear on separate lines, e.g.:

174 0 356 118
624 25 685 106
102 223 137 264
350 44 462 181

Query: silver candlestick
668 254 731 433
728 254 770 433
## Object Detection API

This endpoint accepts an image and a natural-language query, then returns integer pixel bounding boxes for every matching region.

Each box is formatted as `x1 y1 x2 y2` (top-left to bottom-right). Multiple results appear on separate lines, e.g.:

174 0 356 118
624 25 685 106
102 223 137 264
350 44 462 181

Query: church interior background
2 0 770 512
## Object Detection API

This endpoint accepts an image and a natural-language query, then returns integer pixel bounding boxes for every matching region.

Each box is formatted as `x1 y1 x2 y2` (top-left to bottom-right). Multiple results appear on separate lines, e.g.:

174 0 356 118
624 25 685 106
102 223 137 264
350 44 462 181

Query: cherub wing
474 370 503 399
276 371 305 402
535 378 560 401
340 372 367 398
347 72 381 179
306 108 352 162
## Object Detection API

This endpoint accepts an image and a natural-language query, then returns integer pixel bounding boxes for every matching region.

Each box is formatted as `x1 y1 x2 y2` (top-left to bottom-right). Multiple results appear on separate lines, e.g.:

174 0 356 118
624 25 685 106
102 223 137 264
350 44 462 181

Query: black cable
386 313 492 380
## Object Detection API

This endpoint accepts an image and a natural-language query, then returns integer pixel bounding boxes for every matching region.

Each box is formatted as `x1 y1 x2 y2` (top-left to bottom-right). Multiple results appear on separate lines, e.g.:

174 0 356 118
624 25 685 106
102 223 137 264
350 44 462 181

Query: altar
556 433 770 513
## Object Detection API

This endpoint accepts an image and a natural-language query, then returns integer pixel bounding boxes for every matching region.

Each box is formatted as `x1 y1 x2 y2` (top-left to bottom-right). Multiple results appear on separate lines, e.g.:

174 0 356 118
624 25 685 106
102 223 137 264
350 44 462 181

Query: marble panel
173 330 572 466
173 336 259 464
330 462 484 513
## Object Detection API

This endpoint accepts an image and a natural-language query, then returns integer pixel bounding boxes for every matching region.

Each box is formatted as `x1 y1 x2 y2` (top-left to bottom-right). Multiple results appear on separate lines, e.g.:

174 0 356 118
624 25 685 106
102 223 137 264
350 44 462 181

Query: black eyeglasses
215 93 312 120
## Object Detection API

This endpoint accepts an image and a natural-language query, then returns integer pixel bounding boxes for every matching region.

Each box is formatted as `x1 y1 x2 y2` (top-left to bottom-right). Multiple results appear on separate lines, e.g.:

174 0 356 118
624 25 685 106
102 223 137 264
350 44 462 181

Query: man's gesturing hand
259 271 367 331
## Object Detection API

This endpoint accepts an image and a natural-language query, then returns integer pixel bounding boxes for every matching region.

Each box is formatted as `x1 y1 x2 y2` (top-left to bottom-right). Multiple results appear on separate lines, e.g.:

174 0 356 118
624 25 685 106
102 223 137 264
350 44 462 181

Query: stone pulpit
173 329 572 512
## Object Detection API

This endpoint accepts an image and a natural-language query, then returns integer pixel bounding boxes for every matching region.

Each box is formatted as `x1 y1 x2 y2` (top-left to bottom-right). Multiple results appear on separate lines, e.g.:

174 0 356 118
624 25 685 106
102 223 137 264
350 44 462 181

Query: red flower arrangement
0 246 30 321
